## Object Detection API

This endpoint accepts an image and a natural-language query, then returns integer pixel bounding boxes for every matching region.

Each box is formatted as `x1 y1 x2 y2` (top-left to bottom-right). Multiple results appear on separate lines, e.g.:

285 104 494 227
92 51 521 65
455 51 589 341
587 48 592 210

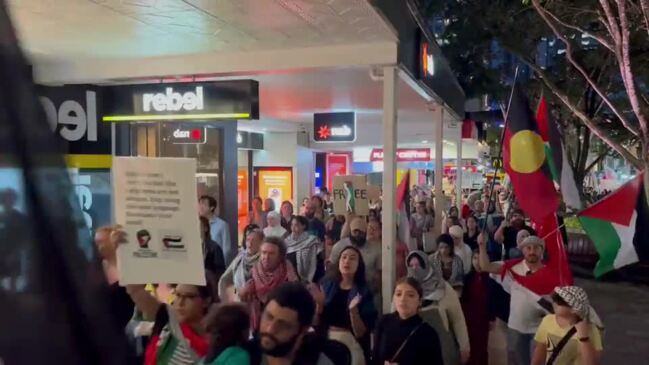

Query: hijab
406 250 445 302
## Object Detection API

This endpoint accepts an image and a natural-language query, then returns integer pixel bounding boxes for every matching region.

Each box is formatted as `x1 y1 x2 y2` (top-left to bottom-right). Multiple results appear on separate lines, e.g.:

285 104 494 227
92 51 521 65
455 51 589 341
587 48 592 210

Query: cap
449 225 464 239
519 235 545 249
350 217 367 232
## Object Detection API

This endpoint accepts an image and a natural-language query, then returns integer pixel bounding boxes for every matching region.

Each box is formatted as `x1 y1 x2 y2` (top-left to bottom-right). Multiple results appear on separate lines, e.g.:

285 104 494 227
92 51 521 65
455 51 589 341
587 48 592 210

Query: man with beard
478 234 549 365
302 201 326 241
329 218 381 301
246 282 335 365
494 208 536 260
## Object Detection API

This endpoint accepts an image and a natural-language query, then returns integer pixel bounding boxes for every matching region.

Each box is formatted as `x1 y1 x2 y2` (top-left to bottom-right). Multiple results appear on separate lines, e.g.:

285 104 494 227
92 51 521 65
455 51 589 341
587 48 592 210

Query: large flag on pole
536 96 582 209
577 173 649 277
503 83 560 223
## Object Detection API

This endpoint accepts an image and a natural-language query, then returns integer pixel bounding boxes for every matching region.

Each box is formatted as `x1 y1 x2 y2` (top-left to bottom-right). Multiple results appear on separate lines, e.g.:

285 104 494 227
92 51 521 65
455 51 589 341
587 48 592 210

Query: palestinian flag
536 96 582 209
503 83 560 223
578 173 649 277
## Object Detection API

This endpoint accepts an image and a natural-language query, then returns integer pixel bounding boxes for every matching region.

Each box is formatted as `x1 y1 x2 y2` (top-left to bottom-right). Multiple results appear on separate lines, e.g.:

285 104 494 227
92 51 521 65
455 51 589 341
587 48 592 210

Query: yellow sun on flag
510 130 546 173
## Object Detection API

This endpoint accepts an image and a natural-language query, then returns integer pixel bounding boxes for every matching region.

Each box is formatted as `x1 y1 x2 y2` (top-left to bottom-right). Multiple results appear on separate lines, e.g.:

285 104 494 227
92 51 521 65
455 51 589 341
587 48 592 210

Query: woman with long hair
284 215 324 283
202 304 250 365
464 215 480 251
430 234 465 290
249 197 266 228
372 277 443 365
279 200 294 231
408 250 470 365
318 246 377 365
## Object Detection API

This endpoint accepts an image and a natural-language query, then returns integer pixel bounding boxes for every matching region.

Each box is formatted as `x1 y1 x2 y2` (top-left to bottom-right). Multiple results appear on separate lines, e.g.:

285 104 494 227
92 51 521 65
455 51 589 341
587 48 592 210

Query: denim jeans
507 328 535 365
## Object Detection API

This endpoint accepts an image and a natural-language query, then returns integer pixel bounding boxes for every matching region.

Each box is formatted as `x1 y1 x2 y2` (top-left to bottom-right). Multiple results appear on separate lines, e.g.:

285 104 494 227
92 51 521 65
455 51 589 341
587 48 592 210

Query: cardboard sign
367 184 382 202
332 175 369 215
113 157 205 285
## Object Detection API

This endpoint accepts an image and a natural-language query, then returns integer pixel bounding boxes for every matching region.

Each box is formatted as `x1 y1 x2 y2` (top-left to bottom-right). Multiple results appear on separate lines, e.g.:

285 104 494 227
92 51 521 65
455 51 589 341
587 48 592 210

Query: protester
430 234 465 290
263 211 287 238
323 231 337 267
264 198 275 215
245 282 335 365
449 225 473 276
303 200 326 241
199 196 234 264
410 201 433 248
318 246 377 365
218 229 263 302
479 234 549 365
249 197 267 229
494 208 536 260
442 206 464 233
280 200 295 231
202 304 251 365
464 215 480 251
407 251 470 364
532 286 604 365
461 251 495 365
200 216 226 300
239 236 298 330
325 214 345 243
299 197 310 216
285 215 324 283
372 277 443 365
311 195 328 222
330 218 382 300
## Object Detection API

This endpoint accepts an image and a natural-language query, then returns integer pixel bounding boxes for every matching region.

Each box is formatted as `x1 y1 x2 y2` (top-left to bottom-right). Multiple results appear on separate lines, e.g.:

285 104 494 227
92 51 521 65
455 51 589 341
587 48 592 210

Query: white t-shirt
495 261 548 334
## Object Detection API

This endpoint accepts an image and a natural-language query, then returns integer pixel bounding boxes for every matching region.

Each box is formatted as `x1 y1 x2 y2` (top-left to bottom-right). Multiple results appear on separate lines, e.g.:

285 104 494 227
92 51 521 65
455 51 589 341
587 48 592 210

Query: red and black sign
313 112 356 142
169 127 206 144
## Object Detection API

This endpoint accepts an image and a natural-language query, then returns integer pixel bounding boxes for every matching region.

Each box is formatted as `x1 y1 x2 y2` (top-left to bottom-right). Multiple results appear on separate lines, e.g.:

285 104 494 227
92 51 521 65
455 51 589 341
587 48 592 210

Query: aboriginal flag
503 83 559 223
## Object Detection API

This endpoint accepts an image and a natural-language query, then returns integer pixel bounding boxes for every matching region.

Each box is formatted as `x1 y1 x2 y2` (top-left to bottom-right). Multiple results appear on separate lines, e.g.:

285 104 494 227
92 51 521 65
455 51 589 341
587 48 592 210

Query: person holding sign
95 226 212 365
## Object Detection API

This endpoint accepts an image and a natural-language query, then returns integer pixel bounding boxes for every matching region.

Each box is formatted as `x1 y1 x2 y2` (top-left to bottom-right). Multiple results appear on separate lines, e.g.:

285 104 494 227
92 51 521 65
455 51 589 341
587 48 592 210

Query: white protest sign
113 157 205 285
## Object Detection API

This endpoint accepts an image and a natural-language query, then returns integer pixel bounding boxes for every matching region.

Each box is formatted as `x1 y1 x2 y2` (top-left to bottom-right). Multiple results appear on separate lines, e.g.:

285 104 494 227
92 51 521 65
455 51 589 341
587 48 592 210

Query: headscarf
285 232 320 282
553 286 604 329
246 259 298 330
430 250 465 289
406 251 445 302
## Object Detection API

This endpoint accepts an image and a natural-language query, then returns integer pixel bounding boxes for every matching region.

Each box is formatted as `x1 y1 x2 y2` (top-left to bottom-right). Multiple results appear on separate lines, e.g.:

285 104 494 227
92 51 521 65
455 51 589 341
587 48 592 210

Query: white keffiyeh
285 232 320 282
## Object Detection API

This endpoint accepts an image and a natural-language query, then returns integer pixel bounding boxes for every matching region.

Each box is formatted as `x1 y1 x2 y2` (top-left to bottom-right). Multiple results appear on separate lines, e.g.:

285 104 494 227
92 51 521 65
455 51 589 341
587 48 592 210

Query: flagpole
481 66 520 233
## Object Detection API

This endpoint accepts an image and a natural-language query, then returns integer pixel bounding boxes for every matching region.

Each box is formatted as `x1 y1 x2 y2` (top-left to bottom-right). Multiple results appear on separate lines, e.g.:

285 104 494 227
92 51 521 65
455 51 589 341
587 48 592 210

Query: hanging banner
332 175 369 216
113 157 205 285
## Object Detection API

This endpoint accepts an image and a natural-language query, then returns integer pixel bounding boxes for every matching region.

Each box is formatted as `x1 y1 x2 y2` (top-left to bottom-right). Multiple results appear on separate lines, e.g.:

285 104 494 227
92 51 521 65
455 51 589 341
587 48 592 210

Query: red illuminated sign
171 127 206 144
370 148 432 162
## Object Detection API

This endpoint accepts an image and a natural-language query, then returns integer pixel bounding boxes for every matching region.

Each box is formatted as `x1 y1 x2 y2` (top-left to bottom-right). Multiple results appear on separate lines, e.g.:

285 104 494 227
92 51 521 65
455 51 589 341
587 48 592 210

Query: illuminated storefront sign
169 127 206 144
421 42 435 77
370 148 432 162
313 112 356 142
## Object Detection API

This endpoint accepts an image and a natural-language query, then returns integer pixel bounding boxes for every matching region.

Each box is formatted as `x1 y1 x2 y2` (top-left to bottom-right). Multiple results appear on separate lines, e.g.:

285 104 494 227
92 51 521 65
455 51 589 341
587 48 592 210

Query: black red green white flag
577 173 649 277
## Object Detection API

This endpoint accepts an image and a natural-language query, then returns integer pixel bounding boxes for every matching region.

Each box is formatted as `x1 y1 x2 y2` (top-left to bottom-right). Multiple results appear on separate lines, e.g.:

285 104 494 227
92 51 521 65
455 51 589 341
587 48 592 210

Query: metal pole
381 66 398 313
456 134 463 209
433 107 444 237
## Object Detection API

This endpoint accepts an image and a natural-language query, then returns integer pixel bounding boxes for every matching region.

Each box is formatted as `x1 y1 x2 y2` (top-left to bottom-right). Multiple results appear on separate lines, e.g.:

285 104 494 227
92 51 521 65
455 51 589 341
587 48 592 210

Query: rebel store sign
313 112 356 142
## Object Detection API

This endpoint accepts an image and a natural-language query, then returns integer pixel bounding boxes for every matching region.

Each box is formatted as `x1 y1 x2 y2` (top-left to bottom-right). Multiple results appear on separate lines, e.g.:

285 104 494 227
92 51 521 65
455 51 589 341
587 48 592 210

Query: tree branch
641 0 649 38
584 149 609 172
616 0 649 140
531 0 640 138
543 7 615 51
506 48 643 168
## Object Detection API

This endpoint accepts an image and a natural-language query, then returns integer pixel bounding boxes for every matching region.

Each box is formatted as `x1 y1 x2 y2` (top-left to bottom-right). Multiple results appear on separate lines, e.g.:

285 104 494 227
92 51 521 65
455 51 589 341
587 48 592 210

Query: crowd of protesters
94 184 604 365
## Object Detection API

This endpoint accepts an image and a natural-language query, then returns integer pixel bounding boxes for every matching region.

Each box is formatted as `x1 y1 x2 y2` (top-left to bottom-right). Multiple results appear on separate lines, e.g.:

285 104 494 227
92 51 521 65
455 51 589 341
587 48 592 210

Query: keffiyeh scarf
285 232 320 282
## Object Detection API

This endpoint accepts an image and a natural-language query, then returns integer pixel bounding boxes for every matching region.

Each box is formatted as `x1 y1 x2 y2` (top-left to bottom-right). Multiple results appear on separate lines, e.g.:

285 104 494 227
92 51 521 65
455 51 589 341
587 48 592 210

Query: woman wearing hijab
263 211 287 238
407 250 470 365
372 277 443 365
461 251 495 365
429 234 465 291
532 286 604 365
218 229 263 302
284 215 324 283
318 246 377 365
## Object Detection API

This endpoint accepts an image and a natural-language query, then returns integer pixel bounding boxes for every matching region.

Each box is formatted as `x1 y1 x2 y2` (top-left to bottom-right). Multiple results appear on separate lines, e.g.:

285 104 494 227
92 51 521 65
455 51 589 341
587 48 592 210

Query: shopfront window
128 122 225 216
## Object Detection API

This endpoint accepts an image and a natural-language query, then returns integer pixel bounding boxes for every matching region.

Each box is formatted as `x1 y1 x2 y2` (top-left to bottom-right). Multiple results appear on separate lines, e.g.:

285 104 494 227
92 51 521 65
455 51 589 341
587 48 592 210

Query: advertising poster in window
256 168 293 212
237 169 249 233
325 154 349 192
